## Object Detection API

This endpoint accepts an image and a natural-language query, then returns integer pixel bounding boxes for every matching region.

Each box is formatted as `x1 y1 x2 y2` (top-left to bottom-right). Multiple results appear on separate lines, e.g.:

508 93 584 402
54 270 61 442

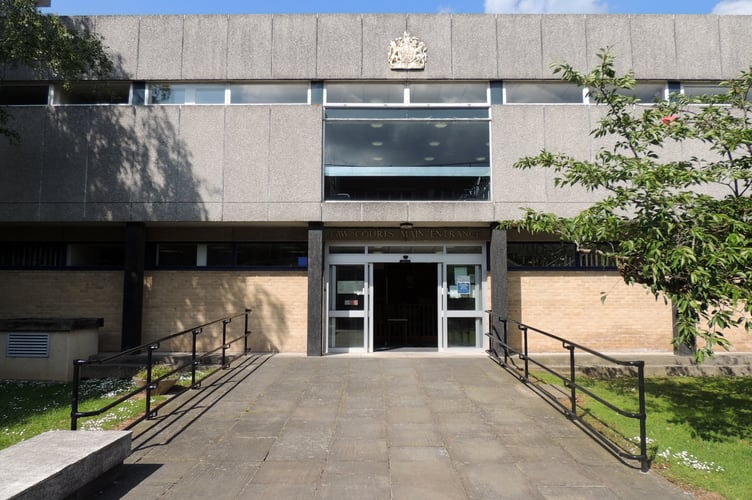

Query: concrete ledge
0 430 131 500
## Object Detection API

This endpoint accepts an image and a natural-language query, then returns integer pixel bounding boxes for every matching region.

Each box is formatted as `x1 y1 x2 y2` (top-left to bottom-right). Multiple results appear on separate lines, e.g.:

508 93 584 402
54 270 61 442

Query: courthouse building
1 13 751 356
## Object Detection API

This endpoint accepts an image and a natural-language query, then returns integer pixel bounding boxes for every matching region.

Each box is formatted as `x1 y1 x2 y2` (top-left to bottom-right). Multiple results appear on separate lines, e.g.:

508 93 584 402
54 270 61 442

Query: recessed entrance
373 263 437 349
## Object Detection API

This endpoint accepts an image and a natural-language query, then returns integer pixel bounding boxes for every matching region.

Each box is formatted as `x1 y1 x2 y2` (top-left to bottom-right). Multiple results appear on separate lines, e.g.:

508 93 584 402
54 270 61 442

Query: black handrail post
191 328 202 389
637 361 649 472
222 318 231 369
521 325 529 381
145 343 158 419
501 316 509 364
567 343 577 419
244 308 251 353
70 359 85 430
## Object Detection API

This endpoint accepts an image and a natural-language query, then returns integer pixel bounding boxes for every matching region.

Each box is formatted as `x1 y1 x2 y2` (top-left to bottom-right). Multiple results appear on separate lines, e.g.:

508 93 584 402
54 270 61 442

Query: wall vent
6 333 50 358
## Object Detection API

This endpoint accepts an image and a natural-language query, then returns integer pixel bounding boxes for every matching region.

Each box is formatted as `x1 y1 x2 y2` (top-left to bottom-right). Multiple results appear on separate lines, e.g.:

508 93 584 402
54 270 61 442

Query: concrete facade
1 14 750 357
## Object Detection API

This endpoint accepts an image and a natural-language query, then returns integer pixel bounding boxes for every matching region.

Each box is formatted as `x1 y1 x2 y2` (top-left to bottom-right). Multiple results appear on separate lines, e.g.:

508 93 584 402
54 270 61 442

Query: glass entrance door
327 264 367 350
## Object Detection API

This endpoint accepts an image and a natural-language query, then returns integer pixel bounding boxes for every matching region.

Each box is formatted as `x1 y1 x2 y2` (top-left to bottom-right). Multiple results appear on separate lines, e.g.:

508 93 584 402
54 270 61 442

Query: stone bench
0 430 131 499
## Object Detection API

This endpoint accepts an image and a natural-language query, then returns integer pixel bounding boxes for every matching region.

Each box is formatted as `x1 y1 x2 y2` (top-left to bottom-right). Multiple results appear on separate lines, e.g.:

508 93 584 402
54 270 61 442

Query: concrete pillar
307 222 324 356
491 226 508 319
121 222 145 350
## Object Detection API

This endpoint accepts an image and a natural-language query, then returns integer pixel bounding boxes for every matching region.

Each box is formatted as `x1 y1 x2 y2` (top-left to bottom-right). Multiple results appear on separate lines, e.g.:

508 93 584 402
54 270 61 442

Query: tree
501 48 752 361
0 0 112 141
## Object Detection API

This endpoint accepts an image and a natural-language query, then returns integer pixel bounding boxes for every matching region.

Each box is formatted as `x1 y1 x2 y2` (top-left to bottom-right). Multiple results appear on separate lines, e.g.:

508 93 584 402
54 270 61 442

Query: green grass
0 370 212 451
531 372 752 499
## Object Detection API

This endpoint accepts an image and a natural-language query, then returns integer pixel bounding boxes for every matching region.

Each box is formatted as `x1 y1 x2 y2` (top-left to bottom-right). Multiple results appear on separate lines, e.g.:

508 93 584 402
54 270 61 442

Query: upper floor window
324 82 490 202
504 81 584 104
0 84 49 105
148 82 310 105
52 82 130 105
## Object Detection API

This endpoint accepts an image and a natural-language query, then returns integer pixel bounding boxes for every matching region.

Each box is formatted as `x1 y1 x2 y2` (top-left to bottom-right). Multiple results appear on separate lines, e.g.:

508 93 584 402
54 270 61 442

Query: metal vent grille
6 333 50 358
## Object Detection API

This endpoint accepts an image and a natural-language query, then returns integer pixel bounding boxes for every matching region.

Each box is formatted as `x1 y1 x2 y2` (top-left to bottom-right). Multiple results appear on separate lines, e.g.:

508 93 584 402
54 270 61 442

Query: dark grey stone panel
307 222 323 356
317 15 362 79
182 16 228 79
39 203 86 220
498 15 543 79
136 16 184 79
82 203 132 221
675 16 721 79
451 15 498 79
227 15 273 79
362 15 408 80
271 15 317 79
0 204 39 221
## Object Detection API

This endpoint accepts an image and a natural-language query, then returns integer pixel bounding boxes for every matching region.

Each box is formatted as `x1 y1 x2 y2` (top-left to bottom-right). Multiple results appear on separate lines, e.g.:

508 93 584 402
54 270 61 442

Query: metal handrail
485 312 649 472
71 308 252 430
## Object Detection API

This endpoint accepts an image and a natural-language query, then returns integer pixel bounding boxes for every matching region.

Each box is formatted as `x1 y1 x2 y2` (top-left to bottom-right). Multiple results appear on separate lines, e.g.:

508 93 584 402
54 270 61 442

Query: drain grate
6 333 50 358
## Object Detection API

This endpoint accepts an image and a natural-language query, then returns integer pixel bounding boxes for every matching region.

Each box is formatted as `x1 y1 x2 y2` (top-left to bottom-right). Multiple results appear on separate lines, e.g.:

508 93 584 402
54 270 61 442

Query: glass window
617 82 666 103
329 317 364 348
0 243 65 268
507 242 576 268
230 83 308 104
194 85 225 104
0 84 49 105
157 244 197 267
682 82 725 98
53 82 130 105
236 242 307 268
326 83 404 104
66 243 124 267
409 82 487 103
504 82 583 104
447 317 480 347
447 264 480 311
150 84 187 104
206 244 233 267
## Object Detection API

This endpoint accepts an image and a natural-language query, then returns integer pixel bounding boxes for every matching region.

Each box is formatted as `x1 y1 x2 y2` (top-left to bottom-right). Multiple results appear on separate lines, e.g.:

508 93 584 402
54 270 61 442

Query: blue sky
43 0 752 16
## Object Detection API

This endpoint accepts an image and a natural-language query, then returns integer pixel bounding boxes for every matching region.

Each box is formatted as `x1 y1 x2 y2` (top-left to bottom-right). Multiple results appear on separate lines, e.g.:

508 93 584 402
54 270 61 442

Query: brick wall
0 271 123 351
142 270 308 353
507 270 675 353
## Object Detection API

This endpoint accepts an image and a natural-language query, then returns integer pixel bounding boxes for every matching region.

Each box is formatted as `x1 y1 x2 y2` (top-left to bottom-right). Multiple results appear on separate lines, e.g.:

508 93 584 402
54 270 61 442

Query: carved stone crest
388 32 427 70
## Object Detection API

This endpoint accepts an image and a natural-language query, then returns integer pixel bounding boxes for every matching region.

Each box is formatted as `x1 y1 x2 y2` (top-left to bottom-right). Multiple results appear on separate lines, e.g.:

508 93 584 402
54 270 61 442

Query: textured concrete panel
542 16 587 76
498 15 543 79
82 203 132 221
176 202 221 221
407 202 493 222
451 15 498 79
675 16 721 79
272 16 317 79
94 16 139 78
0 204 39 221
0 109 44 204
493 106 547 204
39 203 86 220
86 107 135 203
630 16 677 79
178 107 224 203
41 108 88 203
360 202 410 223
182 16 228 79
268 106 322 203
718 16 752 77
585 16 633 76
136 16 183 79
132 106 182 202
406 15 451 80
268 202 322 221
543 106 600 204
362 15 408 80
222 203 269 221
227 15 273 79
321 202 364 222
130 202 178 220
317 15 362 79
224 106 270 203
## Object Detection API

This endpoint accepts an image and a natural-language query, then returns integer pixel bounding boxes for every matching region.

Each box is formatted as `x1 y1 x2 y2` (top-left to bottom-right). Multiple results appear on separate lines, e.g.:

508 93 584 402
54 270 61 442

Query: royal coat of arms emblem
388 32 427 70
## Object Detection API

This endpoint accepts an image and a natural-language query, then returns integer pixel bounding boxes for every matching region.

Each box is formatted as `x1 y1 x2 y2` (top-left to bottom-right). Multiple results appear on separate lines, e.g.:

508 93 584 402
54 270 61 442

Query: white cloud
712 0 752 14
484 0 608 14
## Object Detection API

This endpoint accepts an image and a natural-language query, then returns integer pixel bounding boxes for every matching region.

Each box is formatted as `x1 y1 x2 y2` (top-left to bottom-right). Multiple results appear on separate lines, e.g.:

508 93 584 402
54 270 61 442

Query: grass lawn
532 372 752 500
0 371 210 451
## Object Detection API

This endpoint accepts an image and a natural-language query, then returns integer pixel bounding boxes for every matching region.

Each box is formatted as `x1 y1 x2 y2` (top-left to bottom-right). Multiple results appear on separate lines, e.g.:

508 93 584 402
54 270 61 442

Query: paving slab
77 353 692 499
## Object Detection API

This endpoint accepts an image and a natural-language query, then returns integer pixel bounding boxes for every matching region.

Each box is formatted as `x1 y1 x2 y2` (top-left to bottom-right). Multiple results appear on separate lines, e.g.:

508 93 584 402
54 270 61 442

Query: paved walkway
80 353 690 499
